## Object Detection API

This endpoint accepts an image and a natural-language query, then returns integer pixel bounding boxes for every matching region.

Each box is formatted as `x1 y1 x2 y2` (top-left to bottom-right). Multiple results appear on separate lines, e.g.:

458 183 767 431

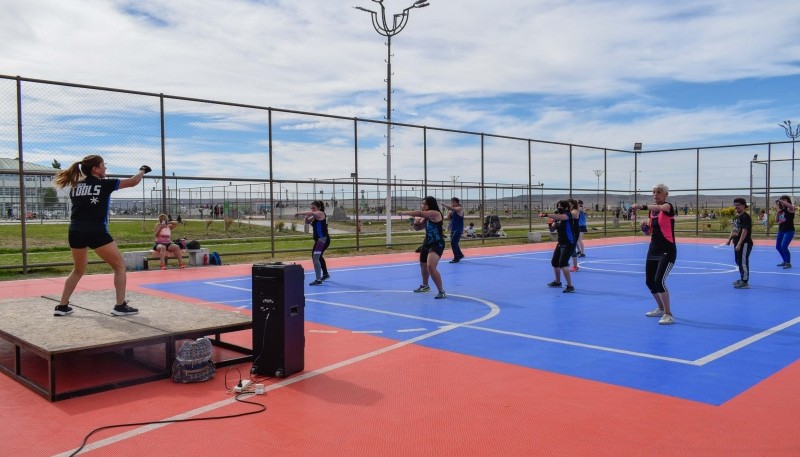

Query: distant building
0 157 66 219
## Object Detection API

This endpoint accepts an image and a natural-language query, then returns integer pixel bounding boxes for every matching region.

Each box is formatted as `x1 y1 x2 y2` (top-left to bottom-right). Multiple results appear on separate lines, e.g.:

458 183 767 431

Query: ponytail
53 155 103 189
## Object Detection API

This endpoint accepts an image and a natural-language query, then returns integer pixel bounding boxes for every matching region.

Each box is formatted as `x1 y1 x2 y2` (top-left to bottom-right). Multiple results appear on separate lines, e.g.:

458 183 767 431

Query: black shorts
152 241 179 251
69 231 114 250
551 243 575 268
420 243 445 263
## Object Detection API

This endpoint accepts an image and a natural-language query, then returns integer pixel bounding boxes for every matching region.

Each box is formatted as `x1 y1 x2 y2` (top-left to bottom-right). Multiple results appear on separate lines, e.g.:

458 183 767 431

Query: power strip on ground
235 379 252 392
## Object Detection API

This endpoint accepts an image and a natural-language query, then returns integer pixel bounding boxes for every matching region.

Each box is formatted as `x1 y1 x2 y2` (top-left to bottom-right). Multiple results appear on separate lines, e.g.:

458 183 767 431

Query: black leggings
645 251 675 294
312 237 330 278
735 242 753 282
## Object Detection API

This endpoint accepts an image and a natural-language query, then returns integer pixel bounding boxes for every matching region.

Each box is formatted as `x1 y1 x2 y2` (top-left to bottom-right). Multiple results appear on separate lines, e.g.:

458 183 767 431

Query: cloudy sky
2 0 799 151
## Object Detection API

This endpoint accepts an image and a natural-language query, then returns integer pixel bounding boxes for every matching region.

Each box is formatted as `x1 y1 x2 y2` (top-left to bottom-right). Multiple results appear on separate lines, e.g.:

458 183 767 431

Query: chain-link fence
1 74 796 273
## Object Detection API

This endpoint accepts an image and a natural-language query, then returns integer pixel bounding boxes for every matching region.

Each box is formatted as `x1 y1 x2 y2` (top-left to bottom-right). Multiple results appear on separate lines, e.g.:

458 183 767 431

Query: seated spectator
153 213 185 270
465 222 476 238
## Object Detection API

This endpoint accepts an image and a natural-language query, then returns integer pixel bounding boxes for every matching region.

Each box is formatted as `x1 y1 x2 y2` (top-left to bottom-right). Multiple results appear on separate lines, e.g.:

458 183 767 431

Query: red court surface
1 238 799 456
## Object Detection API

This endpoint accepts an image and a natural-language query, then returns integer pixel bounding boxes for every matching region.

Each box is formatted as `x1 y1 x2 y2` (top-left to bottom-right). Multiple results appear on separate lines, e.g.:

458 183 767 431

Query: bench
527 232 557 242
123 248 209 271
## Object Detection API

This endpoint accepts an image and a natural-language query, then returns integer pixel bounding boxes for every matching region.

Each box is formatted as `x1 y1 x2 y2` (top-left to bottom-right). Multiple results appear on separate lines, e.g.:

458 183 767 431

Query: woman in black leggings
632 184 676 325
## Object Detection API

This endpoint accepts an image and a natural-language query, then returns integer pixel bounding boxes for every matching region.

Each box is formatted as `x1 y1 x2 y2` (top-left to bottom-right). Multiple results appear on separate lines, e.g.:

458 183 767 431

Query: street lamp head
414 1 430 7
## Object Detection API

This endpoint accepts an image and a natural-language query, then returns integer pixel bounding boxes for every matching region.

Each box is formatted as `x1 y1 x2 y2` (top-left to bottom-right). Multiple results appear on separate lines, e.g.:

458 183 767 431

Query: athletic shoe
783 263 792 269
54 304 73 316
569 266 579 272
414 284 431 293
732 279 742 286
309 279 323 286
658 314 675 325
777 262 786 267
321 274 331 281
578 253 586 258
562 286 575 293
434 291 447 299
112 301 139 316
449 258 460 263
645 308 665 317
547 281 562 288
734 281 750 289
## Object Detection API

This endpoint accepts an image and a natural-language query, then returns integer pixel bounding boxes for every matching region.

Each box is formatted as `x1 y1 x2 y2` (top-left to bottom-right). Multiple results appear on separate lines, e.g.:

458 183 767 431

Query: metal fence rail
0 74 795 273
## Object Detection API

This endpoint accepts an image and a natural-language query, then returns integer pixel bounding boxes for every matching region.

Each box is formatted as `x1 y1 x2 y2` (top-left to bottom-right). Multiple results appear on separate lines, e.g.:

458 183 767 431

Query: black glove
139 165 152 174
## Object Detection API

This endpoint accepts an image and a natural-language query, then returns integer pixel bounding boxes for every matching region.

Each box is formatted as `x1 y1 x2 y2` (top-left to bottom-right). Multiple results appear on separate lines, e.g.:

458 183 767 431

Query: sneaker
658 314 675 325
732 279 742 286
112 301 138 316
578 253 586 258
546 281 562 288
777 262 786 267
645 308 665 317
434 290 447 299
321 274 331 281
783 263 792 269
309 279 323 286
569 266 579 272
449 258 460 263
53 304 73 316
734 281 750 289
562 286 575 293
413 284 431 293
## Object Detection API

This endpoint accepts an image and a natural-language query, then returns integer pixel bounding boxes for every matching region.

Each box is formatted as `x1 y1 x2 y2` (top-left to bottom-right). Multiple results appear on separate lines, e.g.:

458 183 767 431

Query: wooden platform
0 290 252 401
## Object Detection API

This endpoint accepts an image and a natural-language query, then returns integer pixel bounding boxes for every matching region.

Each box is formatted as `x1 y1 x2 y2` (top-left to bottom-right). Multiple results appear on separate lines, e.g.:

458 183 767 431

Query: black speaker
251 263 305 378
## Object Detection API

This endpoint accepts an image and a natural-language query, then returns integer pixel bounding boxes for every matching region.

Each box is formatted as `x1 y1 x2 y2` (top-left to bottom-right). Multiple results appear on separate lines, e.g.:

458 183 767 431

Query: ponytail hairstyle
311 200 326 213
54 155 104 189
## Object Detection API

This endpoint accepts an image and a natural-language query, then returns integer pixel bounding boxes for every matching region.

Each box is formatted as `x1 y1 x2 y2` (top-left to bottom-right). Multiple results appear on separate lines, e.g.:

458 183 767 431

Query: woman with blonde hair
153 213 185 270
53 155 151 316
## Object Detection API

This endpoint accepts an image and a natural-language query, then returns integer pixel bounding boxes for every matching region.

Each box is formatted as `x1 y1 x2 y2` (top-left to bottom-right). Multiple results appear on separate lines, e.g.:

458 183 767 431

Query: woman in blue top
296 200 331 285
774 195 795 269
442 197 465 263
398 196 447 299
52 155 150 317
539 199 577 293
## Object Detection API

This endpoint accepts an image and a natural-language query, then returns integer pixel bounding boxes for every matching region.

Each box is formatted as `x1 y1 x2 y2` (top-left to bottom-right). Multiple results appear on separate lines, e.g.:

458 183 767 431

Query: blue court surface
143 241 800 406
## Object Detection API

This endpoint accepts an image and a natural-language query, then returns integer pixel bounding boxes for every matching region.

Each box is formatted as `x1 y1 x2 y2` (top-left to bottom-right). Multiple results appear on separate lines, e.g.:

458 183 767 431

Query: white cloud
1 0 799 156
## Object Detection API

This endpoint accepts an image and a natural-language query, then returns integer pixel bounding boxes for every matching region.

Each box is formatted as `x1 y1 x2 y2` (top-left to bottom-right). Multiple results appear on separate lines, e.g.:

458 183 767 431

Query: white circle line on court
54 291 500 457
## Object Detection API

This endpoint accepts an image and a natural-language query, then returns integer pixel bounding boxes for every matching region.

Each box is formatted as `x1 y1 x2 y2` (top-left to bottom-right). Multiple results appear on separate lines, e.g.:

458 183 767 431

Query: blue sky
1 0 798 150
2 0 800 197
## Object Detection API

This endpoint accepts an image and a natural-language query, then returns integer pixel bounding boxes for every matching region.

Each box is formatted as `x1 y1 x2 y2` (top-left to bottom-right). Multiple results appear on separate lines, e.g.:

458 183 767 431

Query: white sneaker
658 314 675 325
645 308 664 317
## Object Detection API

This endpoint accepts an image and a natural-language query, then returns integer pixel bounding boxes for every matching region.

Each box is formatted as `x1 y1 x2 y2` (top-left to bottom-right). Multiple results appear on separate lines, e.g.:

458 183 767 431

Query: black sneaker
309 279 323 286
321 274 331 281
54 304 73 316
562 286 575 293
578 253 586 258
112 301 138 316
449 258 460 263
547 281 562 288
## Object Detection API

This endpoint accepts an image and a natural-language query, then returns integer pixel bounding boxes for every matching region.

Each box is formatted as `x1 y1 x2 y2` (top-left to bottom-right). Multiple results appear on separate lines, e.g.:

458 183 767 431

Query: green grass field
0 212 767 281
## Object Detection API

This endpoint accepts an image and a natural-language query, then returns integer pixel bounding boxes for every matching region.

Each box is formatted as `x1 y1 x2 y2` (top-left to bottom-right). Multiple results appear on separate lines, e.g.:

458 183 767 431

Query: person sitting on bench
153 213 185 270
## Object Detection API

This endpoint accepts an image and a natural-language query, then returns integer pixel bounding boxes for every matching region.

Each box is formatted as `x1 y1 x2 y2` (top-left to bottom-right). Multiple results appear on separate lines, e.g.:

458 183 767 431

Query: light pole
592 169 604 210
779 120 799 198
354 0 431 245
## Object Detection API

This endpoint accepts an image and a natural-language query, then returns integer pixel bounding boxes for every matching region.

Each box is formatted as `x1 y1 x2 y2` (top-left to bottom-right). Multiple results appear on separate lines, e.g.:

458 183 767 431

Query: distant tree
51 159 61 169
42 187 59 209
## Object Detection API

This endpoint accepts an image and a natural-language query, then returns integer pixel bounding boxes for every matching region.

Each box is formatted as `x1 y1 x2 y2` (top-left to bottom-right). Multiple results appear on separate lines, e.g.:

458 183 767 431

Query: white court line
693 316 800 365
196 257 798 367
397 328 428 333
54 293 498 457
